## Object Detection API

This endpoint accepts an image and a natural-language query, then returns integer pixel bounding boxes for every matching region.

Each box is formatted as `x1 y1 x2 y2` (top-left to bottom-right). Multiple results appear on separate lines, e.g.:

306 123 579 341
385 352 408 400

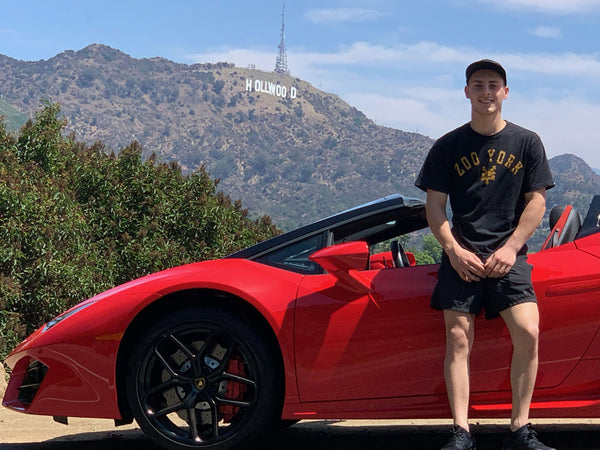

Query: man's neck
470 115 507 136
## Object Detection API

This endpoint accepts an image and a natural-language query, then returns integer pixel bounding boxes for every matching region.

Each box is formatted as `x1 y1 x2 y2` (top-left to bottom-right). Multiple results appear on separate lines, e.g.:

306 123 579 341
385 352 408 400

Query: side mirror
310 242 372 294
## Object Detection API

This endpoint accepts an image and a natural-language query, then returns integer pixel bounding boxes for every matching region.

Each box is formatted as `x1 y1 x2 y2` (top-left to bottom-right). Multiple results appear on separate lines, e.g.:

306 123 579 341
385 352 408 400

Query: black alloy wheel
126 308 282 449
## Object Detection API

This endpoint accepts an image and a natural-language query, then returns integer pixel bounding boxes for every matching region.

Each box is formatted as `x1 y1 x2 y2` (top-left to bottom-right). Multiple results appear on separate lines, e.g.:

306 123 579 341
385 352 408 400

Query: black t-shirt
415 122 554 257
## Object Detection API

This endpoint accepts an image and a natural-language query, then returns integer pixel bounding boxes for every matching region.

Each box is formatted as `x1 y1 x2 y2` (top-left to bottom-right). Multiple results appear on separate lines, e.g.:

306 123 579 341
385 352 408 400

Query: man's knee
512 322 539 351
502 302 540 350
446 325 471 355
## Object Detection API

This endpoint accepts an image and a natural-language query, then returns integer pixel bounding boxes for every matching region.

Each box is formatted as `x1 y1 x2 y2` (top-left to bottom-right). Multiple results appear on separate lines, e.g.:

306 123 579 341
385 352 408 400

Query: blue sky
2 0 599 169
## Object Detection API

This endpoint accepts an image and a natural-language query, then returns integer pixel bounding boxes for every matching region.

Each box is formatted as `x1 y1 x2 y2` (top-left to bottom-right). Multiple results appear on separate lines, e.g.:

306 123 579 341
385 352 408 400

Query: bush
0 102 280 359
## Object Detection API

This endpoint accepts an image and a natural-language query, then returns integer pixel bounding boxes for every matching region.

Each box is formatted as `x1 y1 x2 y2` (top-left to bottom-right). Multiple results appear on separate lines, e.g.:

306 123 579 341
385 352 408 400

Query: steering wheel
390 240 410 268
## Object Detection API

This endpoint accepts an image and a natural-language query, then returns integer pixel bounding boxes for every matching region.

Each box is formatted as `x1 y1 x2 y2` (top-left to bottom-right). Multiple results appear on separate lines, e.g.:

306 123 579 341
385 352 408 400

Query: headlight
44 301 95 331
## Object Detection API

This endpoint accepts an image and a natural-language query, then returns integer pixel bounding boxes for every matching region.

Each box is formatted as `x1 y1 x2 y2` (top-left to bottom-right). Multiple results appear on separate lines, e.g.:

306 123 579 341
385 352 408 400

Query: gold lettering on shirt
454 152 480 177
454 149 522 179
504 154 515 168
511 161 523 175
496 150 506 165
481 165 497 184
460 156 472 170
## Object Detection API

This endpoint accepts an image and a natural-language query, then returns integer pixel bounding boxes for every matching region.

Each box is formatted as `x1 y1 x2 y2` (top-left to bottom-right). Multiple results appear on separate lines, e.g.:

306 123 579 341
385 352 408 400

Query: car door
294 262 445 402
294 257 530 403
528 234 600 389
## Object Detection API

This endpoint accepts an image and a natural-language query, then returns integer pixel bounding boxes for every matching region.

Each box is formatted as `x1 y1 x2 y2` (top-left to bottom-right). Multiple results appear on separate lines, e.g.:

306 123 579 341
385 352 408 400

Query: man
415 60 555 450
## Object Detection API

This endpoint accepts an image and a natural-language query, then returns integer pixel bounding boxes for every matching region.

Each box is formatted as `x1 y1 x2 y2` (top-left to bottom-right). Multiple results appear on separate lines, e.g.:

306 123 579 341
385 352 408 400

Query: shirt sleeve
523 132 555 193
415 140 453 194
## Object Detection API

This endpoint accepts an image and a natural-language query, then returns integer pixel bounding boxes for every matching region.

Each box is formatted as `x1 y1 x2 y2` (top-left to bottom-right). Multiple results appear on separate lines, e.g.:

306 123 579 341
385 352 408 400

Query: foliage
0 103 280 359
409 233 443 265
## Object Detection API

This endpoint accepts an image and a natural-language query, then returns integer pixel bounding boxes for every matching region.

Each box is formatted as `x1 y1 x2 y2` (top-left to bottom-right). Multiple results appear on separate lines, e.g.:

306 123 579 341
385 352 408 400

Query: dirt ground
1 404 600 449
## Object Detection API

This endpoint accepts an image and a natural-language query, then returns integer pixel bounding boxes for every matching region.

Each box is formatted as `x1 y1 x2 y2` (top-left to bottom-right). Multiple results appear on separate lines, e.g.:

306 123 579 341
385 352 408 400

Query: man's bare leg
443 310 476 431
500 302 540 431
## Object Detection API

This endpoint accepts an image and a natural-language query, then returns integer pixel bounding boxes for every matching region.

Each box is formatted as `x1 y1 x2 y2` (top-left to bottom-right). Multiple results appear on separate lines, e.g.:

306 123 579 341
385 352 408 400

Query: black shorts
431 253 537 319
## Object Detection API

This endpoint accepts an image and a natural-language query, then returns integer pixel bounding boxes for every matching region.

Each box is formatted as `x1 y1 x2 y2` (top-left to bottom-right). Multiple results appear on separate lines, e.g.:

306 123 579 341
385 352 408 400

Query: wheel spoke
130 311 276 449
213 339 235 373
221 371 257 389
144 378 182 399
170 331 218 374
150 399 186 418
169 334 196 360
196 331 216 357
188 406 201 442
207 397 220 438
154 345 180 378
216 396 253 408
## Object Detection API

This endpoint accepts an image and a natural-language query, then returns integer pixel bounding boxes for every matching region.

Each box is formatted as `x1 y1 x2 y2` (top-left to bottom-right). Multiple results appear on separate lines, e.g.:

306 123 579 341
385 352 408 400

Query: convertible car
3 194 600 449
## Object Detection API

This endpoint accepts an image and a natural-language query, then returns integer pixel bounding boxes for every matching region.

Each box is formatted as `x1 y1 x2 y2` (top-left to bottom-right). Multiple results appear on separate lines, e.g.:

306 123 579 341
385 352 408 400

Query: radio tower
274 3 289 74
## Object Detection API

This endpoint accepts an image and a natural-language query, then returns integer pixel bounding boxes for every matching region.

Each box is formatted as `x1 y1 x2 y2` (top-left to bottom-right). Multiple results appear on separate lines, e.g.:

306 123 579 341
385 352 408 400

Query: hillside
0 44 432 229
1 44 598 233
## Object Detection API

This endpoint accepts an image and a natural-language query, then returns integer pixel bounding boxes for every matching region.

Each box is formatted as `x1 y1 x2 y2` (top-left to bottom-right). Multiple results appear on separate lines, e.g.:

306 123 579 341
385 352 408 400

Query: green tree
422 233 443 263
0 102 280 359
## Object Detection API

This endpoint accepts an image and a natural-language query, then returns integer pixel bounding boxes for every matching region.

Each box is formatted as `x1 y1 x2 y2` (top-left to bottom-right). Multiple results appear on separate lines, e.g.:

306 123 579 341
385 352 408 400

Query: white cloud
187 47 275 70
497 52 600 78
476 0 600 14
188 42 600 81
292 42 600 81
186 41 600 169
344 91 465 138
507 96 600 168
347 90 600 169
305 8 384 24
530 26 562 39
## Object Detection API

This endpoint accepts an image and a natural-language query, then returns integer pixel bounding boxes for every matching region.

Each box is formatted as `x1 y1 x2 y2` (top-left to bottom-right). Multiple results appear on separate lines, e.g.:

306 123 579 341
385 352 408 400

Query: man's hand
484 246 517 278
425 189 487 283
483 188 547 278
447 246 486 282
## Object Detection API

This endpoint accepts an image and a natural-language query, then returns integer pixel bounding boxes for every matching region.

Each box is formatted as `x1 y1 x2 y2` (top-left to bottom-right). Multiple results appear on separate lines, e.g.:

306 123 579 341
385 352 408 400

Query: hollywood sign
245 79 297 99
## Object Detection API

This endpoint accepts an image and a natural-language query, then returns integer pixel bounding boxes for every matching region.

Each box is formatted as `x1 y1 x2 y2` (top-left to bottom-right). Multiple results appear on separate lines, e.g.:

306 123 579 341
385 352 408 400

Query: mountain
547 154 600 214
0 44 432 229
1 44 598 233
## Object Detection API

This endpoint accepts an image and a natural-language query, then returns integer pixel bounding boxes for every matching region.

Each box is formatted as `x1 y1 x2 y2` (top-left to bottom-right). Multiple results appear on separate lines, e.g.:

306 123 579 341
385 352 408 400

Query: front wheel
126 308 282 449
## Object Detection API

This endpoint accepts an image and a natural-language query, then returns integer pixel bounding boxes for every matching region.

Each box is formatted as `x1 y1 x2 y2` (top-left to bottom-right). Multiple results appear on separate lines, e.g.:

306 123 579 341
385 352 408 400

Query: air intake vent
18 360 48 404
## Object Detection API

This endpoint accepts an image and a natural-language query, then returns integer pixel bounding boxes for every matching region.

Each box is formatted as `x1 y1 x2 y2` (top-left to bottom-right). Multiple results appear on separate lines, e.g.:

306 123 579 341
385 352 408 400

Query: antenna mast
274 3 289 74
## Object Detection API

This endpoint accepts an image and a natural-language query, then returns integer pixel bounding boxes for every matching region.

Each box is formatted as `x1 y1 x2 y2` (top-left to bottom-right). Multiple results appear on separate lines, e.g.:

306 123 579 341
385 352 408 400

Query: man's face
464 70 509 116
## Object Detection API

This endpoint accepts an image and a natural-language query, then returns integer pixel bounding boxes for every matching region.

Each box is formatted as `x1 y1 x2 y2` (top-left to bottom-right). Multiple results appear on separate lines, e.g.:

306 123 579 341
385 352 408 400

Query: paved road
1 420 600 450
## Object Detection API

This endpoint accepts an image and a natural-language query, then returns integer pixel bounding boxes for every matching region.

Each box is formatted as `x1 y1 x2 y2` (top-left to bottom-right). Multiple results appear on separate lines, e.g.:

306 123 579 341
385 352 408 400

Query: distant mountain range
1 44 599 241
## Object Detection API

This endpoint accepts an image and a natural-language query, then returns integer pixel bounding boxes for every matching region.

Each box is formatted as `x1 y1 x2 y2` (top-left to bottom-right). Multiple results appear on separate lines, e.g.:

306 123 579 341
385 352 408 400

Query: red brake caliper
219 356 248 422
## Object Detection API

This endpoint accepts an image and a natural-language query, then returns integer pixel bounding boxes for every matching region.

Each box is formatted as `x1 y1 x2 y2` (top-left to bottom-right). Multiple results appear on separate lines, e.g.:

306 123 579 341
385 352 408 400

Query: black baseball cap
466 59 507 85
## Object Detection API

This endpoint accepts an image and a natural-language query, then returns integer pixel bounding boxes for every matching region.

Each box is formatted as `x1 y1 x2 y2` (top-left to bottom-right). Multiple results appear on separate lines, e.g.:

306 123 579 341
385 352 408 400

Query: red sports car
3 194 599 450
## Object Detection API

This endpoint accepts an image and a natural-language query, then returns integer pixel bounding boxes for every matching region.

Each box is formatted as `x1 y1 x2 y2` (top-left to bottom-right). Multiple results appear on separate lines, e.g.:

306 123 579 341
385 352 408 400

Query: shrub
0 102 280 360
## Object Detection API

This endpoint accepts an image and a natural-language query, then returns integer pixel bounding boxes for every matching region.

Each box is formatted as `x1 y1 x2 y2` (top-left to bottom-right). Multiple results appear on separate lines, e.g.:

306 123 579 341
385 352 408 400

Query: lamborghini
3 193 599 449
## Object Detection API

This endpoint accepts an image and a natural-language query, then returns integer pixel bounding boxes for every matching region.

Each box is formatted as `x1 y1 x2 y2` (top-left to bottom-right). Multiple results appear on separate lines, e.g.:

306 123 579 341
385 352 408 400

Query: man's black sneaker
441 425 476 450
503 423 556 450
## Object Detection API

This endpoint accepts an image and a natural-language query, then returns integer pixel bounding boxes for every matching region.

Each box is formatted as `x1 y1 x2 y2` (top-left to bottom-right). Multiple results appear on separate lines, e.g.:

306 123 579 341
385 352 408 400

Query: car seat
544 205 582 249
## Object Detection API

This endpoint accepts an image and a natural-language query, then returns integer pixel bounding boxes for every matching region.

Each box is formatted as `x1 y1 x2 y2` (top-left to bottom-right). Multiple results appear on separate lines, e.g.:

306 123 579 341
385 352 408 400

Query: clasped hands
449 245 517 282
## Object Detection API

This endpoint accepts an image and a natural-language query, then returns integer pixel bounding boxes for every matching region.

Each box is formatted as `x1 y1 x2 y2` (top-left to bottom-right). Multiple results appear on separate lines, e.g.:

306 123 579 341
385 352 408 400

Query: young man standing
415 60 555 450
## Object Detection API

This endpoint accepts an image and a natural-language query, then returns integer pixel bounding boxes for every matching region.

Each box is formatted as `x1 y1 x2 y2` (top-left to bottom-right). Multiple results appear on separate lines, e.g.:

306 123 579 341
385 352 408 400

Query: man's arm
426 189 486 282
484 188 547 278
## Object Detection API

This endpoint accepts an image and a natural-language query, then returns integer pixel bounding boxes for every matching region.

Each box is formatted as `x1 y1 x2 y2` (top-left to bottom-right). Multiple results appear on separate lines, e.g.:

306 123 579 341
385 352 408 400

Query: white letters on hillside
245 79 297 99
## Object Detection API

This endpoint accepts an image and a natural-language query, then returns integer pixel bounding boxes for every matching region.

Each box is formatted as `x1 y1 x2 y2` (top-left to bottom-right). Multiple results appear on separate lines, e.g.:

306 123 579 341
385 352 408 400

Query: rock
0 364 7 399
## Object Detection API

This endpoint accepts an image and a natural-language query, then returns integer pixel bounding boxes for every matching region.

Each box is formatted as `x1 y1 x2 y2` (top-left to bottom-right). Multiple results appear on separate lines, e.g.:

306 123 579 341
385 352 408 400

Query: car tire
126 307 282 449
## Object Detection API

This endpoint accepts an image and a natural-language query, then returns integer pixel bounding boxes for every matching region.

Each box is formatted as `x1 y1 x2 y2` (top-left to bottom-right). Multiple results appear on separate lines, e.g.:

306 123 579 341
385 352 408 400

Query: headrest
549 205 568 229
